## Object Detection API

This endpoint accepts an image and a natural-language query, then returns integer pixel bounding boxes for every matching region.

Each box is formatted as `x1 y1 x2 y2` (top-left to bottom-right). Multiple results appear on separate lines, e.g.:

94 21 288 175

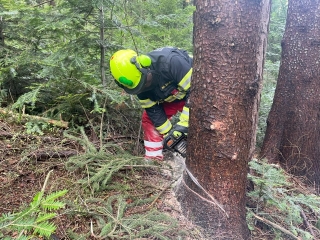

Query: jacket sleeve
138 97 172 134
169 54 192 131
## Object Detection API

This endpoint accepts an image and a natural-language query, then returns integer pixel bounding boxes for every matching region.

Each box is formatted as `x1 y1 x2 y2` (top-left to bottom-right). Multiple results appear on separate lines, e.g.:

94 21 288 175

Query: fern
0 172 68 239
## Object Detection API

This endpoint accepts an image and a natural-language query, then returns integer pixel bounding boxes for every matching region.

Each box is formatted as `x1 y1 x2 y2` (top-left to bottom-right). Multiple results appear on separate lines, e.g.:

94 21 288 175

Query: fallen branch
0 108 68 129
130 183 172 215
300 210 316 238
27 149 78 160
252 212 302 240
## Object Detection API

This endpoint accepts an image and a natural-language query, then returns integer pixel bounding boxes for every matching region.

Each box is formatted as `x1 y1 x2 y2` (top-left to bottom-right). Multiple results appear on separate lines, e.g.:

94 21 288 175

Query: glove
164 124 188 140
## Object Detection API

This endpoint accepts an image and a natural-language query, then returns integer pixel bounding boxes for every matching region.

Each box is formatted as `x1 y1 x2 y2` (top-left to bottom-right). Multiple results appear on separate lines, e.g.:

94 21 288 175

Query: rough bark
260 0 320 192
177 0 271 239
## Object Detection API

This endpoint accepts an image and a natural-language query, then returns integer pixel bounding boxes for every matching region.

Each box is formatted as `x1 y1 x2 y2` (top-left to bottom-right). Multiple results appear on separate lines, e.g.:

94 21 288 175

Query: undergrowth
247 159 320 239
0 171 67 240
62 126 189 239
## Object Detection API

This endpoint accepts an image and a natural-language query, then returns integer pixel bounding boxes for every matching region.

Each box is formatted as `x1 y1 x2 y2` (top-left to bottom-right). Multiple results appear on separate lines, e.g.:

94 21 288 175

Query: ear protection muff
130 55 151 75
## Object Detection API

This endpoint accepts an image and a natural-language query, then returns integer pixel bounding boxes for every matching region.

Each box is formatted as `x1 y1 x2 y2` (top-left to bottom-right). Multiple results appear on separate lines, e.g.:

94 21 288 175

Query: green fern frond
36 213 57 223
42 190 68 205
31 191 43 206
41 201 65 211
33 221 56 237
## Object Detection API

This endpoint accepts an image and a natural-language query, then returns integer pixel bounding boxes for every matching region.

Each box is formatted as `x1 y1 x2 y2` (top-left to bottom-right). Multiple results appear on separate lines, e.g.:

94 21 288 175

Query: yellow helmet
110 49 152 94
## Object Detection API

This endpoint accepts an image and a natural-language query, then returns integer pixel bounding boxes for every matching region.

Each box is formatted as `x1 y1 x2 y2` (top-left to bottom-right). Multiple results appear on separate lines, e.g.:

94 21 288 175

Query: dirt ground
0 119 211 239
3 118 314 240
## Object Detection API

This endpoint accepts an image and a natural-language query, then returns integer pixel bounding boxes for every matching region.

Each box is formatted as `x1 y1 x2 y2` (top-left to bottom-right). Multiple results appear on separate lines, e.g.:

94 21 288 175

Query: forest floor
0 119 210 240
1 118 319 240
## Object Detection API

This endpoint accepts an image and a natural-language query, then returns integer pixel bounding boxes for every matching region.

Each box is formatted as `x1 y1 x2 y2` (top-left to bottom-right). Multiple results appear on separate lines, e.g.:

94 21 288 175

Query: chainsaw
163 132 187 157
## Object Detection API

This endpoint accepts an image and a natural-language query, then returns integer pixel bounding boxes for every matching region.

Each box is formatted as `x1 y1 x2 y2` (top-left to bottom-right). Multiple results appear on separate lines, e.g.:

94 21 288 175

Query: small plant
65 127 145 192
24 121 53 135
0 170 68 239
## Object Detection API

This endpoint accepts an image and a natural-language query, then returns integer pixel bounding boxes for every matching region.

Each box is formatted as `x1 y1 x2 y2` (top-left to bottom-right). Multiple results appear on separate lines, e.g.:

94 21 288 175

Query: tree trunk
260 0 320 192
99 5 106 87
0 16 4 47
176 0 271 239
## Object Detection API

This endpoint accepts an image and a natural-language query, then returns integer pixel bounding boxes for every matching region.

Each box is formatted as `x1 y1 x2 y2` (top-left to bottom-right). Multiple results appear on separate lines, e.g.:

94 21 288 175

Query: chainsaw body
163 132 187 157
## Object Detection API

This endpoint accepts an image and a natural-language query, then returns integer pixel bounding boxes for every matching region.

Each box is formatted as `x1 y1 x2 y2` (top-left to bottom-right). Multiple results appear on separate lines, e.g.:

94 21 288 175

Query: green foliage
266 0 287 63
82 195 183 239
0 0 194 125
65 126 144 192
256 81 275 148
0 187 67 239
247 159 320 239
258 0 287 148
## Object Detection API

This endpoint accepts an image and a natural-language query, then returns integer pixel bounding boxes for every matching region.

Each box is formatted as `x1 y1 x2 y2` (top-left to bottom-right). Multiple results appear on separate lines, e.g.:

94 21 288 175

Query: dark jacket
137 47 193 134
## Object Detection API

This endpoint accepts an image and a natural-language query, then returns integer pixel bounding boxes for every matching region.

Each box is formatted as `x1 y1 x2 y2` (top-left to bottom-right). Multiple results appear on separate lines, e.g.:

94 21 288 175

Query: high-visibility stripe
177 106 189 128
181 107 189 118
180 106 189 120
177 121 188 128
156 119 172 134
164 95 176 102
139 98 156 108
178 68 192 91
145 149 163 157
144 140 163 148
174 89 186 99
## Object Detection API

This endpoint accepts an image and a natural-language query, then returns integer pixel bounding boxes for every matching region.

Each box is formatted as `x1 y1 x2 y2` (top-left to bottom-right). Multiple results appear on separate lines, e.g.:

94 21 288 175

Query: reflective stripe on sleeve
178 68 192 91
156 119 172 134
139 98 157 108
164 95 176 102
180 106 189 121
144 140 163 148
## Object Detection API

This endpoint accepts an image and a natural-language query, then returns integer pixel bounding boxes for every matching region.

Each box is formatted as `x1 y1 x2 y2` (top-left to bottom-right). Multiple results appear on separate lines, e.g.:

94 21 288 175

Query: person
109 47 192 160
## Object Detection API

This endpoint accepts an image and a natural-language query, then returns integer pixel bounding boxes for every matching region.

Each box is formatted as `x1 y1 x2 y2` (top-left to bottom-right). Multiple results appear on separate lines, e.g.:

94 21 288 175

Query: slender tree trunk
177 0 271 238
99 5 106 87
0 16 4 47
260 0 320 192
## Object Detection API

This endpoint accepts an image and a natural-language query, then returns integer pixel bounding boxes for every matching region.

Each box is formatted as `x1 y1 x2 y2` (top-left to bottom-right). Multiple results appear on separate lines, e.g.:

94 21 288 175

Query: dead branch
27 149 78 160
252 213 302 240
130 183 172 215
300 210 316 238
0 108 68 128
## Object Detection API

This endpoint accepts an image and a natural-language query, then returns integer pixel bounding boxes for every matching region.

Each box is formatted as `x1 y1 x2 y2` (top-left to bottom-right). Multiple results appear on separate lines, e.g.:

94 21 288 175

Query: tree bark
177 0 271 239
260 0 320 192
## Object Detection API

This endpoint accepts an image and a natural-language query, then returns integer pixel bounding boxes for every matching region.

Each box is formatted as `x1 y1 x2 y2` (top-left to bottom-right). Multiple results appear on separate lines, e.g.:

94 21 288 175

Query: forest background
1 0 320 239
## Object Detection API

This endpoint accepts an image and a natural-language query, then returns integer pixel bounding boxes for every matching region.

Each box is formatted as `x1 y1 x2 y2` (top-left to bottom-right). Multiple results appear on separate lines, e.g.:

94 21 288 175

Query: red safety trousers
142 100 185 160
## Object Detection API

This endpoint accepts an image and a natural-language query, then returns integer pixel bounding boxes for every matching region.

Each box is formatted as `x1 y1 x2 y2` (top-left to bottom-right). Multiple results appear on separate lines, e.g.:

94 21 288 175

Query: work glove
164 124 188 141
